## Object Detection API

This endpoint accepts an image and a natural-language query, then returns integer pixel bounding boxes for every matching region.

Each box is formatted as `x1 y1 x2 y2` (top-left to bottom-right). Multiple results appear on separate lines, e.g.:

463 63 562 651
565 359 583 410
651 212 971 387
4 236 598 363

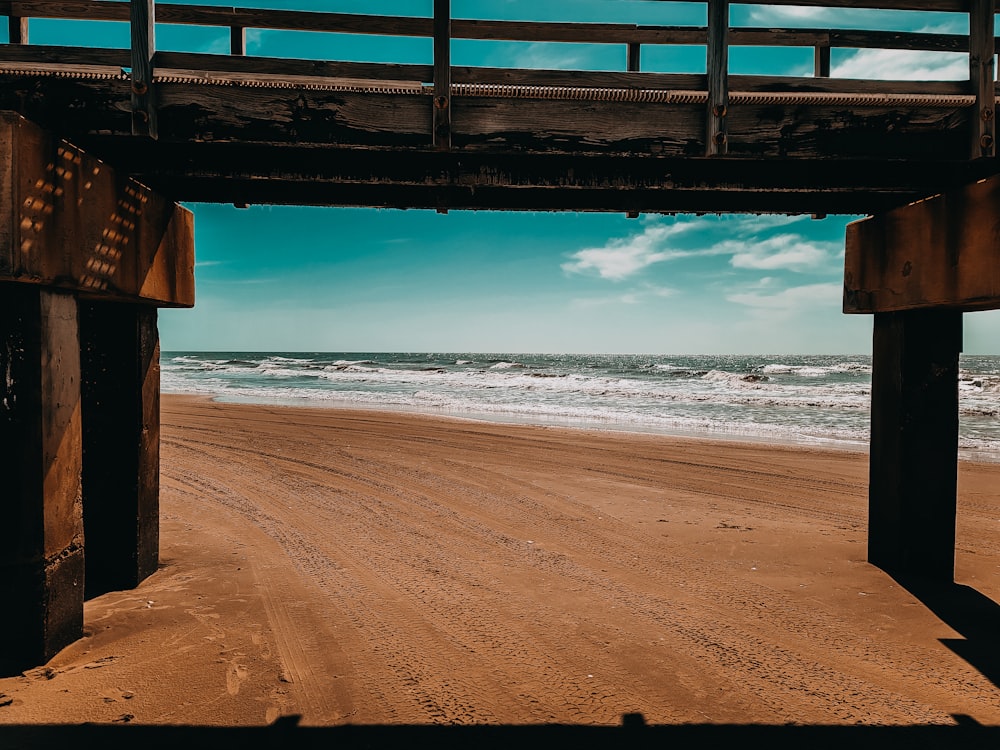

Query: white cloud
724 234 835 272
562 221 703 280
727 282 843 310
564 216 834 281
749 6 835 24
832 48 967 81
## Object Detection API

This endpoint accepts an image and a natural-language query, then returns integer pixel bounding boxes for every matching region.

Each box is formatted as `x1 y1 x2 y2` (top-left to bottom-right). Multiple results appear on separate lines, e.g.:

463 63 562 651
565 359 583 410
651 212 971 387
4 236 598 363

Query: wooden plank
706 0 729 156
5 2 979 53
154 50 433 84
868 309 961 582
0 44 130 68
10 0 130 22
0 284 84 674
970 0 996 159
433 0 450 150
451 19 703 45
845 175 1000 313
156 4 432 37
130 0 156 138
80 302 160 597
0 113 194 306
11 0 975 22
826 30 967 53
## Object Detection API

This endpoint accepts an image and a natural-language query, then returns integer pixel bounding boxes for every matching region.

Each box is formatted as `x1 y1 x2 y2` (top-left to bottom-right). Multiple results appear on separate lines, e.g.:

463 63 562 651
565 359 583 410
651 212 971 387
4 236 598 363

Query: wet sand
2 394 1000 727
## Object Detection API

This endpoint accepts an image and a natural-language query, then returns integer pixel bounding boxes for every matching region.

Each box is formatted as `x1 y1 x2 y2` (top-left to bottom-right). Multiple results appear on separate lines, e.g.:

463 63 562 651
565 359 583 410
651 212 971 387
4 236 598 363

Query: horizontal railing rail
0 1 984 53
0 0 995 156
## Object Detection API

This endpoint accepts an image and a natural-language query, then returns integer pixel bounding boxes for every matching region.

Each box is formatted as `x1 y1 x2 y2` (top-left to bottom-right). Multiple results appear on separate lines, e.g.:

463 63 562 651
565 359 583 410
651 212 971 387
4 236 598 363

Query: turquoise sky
14 2 1000 353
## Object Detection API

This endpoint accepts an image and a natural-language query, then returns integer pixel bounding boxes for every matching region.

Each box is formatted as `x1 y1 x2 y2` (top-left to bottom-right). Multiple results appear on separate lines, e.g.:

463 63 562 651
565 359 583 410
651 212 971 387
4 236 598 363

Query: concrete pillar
869 310 962 582
80 301 160 598
0 285 84 675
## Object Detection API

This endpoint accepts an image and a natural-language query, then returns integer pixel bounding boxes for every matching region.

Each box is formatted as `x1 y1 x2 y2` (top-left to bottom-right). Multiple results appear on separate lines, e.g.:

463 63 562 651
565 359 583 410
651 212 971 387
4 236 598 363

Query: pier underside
0 113 193 674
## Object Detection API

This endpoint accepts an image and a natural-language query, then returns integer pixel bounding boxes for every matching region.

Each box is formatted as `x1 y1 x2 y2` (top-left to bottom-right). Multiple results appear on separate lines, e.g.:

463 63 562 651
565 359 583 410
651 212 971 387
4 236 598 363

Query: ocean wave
702 370 769 387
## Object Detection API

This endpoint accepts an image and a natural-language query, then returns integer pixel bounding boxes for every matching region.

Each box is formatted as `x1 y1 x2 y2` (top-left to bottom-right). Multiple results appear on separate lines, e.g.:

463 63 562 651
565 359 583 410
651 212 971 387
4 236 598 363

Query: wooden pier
1 0 999 672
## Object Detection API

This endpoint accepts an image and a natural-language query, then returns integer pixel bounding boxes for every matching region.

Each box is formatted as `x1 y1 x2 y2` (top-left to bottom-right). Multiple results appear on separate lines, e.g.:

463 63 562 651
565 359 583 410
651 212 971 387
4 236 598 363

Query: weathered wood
0 43 130 68
814 45 831 78
230 25 245 56
433 0 450 150
79 302 160 598
826 29 967 53
845 174 1000 313
868 310 961 582
0 285 84 675
0 112 195 306
153 50 433 85
706 0 729 156
72 130 977 216
2 2 980 54
628 43 640 73
970 0 996 158
8 14 27 44
130 0 156 138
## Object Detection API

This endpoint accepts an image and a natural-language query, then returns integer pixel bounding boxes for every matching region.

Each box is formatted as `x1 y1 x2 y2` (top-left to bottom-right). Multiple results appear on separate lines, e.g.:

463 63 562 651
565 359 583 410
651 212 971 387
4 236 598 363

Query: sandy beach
2 395 1000 731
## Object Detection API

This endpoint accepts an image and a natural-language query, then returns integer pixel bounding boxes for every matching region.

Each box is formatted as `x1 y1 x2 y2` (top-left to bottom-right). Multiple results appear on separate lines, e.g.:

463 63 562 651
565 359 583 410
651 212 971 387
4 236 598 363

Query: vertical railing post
971 0 996 159
628 42 641 72
433 0 451 150
8 13 27 44
814 43 831 79
706 0 729 156
130 0 157 138
812 38 831 219
231 25 246 56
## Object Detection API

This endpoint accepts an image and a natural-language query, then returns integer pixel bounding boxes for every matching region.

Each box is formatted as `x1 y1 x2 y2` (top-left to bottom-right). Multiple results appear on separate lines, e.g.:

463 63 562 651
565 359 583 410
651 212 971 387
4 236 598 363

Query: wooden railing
0 0 996 155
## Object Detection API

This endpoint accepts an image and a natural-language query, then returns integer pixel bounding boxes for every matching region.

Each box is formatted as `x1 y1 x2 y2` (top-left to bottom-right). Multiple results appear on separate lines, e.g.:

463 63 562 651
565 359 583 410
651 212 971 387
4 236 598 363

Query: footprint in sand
226 658 250 695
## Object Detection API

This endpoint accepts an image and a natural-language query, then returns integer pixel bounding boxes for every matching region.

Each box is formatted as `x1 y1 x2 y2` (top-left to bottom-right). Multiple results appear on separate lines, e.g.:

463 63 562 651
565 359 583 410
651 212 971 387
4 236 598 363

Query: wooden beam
433 0 450 150
0 285 84 675
130 0 156 138
970 0 996 158
845 174 1000 314
79 302 160 598
0 113 194 307
868 310 961 582
706 0 729 156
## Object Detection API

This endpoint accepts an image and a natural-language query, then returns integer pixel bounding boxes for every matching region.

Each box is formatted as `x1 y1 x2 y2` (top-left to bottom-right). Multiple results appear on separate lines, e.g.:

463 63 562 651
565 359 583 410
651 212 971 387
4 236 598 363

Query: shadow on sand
891 575 1000 690
1 715 999 750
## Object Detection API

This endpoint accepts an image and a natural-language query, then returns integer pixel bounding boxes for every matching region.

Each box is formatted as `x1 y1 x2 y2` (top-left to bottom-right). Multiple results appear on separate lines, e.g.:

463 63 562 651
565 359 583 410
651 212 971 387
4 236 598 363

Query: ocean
162 352 1000 460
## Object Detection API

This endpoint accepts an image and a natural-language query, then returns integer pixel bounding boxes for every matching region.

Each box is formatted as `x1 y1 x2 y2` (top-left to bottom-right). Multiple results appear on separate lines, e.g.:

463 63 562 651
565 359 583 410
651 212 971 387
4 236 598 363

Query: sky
12 1 1000 354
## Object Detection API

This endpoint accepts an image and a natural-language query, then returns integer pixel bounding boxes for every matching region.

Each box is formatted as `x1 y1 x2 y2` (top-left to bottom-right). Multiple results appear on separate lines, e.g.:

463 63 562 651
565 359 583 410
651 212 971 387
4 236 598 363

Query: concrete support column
869 309 962 582
80 301 160 598
0 285 84 675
